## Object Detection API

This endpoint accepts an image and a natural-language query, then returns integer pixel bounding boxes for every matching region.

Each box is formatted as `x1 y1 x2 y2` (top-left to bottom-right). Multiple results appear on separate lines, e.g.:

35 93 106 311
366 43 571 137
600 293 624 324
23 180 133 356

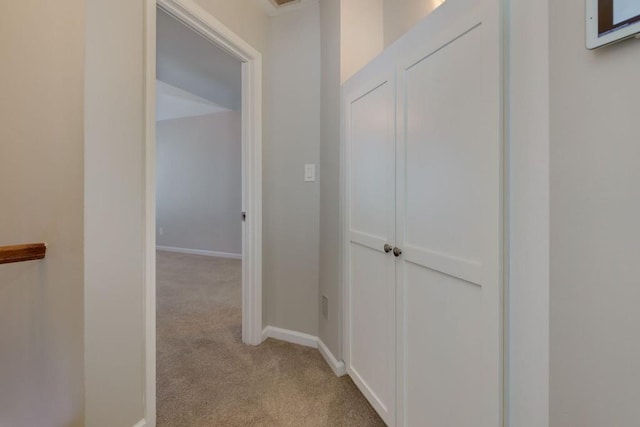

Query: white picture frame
587 0 640 49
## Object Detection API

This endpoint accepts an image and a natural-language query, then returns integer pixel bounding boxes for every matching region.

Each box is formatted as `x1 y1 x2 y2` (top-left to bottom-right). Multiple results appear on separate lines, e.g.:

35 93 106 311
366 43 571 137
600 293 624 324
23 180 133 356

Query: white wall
319 0 343 357
382 0 444 47
340 0 384 82
85 1 145 425
0 2 85 426
549 3 640 426
157 112 242 256
264 2 321 336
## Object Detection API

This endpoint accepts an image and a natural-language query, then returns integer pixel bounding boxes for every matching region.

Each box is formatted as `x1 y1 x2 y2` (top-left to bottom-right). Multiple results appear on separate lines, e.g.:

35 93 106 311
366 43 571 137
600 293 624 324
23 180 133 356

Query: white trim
143 1 157 426
318 339 347 377
262 326 347 377
156 246 242 260
339 54 349 397
145 0 263 425
133 420 147 427
262 326 318 348
501 0 510 425
507 0 550 425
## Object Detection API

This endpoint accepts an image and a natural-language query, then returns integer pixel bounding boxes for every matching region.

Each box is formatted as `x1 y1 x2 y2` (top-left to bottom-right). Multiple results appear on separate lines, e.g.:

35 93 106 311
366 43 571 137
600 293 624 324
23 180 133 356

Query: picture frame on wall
587 0 640 49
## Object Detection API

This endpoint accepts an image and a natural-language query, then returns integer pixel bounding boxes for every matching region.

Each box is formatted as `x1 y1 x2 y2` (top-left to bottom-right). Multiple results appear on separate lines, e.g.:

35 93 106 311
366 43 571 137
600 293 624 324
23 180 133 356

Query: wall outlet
322 295 329 319
158 227 164 236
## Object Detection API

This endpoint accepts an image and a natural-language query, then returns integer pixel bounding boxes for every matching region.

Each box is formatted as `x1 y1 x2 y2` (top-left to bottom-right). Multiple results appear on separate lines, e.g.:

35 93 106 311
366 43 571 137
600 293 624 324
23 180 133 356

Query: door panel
350 243 395 419
404 264 483 426
349 81 395 243
345 75 396 425
403 23 497 281
396 5 502 427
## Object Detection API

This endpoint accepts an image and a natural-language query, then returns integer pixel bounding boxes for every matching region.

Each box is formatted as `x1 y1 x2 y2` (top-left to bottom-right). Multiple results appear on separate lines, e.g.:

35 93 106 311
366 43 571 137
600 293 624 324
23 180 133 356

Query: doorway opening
143 0 263 424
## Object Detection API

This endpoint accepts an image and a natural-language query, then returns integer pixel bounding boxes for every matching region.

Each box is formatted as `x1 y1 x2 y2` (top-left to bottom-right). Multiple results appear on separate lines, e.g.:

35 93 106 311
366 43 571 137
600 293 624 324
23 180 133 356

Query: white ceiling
156 80 230 122
157 9 242 111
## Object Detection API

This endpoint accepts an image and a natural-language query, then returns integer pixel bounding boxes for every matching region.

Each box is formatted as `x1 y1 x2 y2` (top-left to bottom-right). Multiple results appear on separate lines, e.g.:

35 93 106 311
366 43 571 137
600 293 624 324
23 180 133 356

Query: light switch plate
304 164 316 182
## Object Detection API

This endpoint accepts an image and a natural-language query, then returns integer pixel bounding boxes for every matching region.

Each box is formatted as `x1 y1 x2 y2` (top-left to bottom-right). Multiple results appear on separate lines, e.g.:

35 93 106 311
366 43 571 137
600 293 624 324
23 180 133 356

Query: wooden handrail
0 243 47 265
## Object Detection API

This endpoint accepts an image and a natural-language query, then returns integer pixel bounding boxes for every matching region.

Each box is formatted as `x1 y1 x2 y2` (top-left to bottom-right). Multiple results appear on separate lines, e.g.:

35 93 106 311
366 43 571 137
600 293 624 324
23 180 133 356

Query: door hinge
241 211 246 222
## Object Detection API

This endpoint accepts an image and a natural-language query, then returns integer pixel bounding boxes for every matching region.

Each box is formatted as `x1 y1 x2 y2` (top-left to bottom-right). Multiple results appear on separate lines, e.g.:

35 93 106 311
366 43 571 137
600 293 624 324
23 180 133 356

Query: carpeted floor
156 250 385 427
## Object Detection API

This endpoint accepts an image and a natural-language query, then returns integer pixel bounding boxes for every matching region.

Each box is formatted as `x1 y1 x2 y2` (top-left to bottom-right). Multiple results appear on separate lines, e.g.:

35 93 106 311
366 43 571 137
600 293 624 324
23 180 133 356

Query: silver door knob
384 244 393 253
393 247 403 257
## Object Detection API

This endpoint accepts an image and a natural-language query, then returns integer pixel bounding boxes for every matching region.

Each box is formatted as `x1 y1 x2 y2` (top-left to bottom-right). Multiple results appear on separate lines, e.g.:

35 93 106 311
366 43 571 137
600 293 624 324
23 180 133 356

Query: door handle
384 244 393 253
393 247 403 257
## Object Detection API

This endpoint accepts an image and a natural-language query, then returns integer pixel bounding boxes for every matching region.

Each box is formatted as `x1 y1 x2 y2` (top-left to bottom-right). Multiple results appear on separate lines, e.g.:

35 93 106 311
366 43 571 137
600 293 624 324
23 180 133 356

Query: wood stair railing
0 243 47 265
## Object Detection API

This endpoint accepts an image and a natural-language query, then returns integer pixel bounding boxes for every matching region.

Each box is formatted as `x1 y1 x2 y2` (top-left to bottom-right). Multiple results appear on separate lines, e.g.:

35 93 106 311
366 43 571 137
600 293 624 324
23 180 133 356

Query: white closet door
395 2 503 426
344 71 397 426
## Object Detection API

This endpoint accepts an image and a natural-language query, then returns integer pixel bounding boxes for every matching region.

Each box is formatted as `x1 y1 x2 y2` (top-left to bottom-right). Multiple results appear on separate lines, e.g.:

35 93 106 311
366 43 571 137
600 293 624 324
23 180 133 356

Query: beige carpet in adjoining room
156 250 385 427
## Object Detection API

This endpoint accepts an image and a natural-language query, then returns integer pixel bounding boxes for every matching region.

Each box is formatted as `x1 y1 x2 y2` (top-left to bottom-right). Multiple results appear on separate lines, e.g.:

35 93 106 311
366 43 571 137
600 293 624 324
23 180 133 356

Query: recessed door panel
404 264 485 426
350 81 395 243
403 24 498 276
350 243 395 420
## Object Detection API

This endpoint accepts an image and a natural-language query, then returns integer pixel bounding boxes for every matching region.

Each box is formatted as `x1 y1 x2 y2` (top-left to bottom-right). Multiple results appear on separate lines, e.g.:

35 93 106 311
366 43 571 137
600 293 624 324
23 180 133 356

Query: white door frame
143 0 263 424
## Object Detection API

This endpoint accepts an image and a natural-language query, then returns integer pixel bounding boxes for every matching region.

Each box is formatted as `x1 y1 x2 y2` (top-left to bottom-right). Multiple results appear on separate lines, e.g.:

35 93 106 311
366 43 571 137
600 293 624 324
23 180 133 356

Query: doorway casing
144 0 263 424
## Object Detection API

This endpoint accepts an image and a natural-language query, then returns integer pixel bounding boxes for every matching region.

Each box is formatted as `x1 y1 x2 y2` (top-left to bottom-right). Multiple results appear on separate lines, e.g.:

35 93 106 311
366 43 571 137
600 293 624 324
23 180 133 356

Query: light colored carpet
157 251 385 427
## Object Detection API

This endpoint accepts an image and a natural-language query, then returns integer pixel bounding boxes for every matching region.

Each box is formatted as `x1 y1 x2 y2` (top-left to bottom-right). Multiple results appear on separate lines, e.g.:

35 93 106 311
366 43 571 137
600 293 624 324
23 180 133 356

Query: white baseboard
156 246 241 260
262 326 347 377
132 419 146 427
318 339 347 377
262 326 318 348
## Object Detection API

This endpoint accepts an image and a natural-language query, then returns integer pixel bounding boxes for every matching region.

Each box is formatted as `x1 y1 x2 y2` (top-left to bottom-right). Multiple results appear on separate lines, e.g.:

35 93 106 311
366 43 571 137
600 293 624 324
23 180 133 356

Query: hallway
156 251 384 426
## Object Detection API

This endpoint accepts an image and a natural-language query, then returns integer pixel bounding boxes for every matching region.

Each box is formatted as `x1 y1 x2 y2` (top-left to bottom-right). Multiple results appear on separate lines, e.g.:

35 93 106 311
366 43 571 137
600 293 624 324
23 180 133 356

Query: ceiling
156 80 230 122
157 9 242 111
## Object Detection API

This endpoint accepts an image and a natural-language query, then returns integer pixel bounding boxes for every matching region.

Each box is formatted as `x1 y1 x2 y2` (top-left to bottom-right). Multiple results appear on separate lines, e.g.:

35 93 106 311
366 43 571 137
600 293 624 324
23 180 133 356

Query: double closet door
343 1 503 426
